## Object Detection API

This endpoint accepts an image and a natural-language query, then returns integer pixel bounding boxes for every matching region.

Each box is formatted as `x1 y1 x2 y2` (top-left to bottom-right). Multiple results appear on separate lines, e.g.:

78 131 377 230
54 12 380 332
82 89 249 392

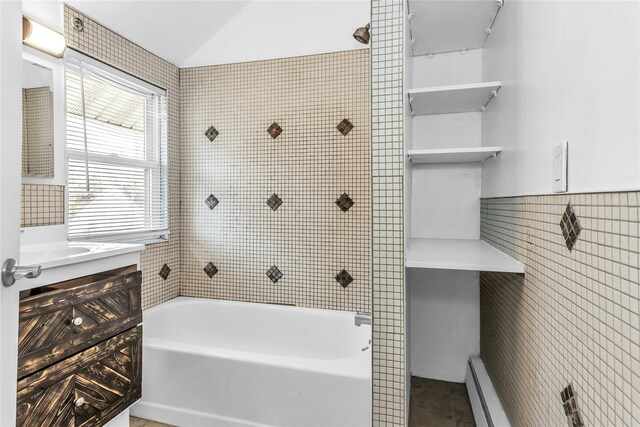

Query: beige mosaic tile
179 50 372 312
22 87 54 178
481 192 640 427
21 184 64 227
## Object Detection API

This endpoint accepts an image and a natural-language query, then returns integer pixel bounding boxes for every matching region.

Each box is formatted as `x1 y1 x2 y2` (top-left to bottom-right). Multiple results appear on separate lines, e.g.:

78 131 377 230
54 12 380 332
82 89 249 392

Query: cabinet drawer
17 326 142 427
18 266 142 379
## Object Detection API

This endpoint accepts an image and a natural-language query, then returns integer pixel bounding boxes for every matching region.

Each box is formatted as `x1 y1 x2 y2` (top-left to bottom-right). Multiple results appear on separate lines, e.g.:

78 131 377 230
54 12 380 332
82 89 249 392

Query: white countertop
21 240 145 270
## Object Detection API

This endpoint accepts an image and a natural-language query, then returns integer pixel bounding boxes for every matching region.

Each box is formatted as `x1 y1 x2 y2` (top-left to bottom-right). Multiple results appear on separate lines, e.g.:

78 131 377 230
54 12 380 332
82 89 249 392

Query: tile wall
179 50 372 312
21 184 64 227
22 87 54 178
64 6 181 310
21 85 59 228
481 192 640 426
371 0 407 424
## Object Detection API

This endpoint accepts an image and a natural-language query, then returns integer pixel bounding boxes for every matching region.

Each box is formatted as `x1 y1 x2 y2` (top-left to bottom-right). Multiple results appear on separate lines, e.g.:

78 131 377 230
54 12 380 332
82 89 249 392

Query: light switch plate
553 141 568 193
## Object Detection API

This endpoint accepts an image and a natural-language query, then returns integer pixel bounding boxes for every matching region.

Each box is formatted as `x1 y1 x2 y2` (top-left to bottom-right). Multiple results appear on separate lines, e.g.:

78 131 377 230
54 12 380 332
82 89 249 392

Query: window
65 51 168 242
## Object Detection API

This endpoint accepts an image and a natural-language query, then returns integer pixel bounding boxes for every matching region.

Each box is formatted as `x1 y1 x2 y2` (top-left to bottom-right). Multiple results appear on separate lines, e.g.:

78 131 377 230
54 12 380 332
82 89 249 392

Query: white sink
21 246 91 265
20 241 145 269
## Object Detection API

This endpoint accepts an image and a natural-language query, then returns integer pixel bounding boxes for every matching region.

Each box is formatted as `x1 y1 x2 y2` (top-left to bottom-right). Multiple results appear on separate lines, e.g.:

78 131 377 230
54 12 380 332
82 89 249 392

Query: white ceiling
64 0 370 68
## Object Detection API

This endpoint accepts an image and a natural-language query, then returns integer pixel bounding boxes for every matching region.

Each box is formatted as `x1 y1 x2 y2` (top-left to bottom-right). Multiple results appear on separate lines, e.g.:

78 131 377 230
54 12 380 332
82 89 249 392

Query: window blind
66 51 169 242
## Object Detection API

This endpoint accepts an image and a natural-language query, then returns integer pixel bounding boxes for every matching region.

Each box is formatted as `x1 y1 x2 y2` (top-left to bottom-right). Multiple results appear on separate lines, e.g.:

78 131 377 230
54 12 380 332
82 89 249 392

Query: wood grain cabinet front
17 326 142 427
17 266 142 379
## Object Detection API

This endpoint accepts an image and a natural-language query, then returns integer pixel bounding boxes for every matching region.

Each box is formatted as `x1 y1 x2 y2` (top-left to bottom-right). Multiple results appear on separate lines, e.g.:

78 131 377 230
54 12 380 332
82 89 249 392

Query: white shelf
406 238 525 273
408 82 501 116
408 0 502 56
408 147 501 164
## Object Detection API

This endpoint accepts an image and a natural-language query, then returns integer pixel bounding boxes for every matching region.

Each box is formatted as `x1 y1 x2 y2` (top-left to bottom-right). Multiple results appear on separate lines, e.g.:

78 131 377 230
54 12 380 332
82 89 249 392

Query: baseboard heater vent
465 357 511 427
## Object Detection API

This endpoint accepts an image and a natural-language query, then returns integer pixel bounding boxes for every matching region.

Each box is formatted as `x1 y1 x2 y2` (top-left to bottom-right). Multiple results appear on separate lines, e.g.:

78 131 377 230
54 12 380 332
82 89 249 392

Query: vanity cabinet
17 327 142 427
16 266 142 427
18 265 142 379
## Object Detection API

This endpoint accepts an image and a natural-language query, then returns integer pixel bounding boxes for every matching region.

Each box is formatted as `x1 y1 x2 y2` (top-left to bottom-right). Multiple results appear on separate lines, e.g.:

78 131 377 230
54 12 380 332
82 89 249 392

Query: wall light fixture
22 16 66 58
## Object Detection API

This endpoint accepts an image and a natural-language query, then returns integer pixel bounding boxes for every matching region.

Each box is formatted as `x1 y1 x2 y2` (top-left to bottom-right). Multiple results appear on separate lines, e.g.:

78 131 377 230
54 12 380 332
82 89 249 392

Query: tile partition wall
371 0 406 425
179 50 372 312
480 193 640 426
64 6 181 310
21 184 64 227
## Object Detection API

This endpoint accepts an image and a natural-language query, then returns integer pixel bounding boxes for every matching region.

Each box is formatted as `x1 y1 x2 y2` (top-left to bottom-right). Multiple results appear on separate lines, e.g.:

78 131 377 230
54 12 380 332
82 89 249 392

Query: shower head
353 23 370 45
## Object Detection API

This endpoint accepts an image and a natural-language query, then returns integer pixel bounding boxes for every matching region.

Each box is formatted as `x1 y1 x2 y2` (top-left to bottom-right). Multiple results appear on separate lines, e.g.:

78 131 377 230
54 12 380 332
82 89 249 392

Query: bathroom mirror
22 58 54 178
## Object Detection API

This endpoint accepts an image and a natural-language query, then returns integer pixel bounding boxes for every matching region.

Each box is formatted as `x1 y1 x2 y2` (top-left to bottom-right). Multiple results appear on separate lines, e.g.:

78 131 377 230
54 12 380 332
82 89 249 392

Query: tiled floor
410 376 476 427
131 379 474 427
130 416 174 427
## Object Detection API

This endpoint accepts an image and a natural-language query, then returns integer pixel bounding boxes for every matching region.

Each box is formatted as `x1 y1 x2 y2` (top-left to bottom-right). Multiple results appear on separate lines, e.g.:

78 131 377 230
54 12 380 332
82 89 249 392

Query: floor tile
130 416 175 427
410 390 456 427
410 376 476 427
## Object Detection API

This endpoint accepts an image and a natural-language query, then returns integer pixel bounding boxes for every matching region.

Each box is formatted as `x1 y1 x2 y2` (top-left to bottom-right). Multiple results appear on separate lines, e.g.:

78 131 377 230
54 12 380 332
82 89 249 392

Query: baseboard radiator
465 357 511 427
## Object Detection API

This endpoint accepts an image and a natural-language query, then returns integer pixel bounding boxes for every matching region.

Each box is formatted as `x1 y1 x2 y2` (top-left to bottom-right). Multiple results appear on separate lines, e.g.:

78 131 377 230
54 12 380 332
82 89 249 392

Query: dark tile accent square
267 193 283 211
205 126 219 142
205 194 219 210
267 122 282 139
203 262 218 278
335 193 354 212
335 269 353 288
560 202 581 251
159 264 171 280
337 119 354 136
266 265 282 283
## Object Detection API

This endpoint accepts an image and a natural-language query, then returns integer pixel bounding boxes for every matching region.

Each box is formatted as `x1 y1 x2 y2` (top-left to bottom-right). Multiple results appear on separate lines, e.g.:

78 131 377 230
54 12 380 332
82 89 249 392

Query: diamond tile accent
203 262 218 278
205 194 219 210
205 126 219 141
336 118 354 136
159 263 171 280
560 384 584 425
335 269 353 288
267 193 283 211
267 122 282 139
559 202 582 251
335 193 354 212
266 265 283 283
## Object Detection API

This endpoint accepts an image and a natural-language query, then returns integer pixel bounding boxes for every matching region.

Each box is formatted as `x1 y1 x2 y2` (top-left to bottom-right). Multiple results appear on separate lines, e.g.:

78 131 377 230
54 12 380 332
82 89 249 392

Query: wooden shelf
408 147 501 164
406 238 525 273
408 82 501 116
408 0 503 56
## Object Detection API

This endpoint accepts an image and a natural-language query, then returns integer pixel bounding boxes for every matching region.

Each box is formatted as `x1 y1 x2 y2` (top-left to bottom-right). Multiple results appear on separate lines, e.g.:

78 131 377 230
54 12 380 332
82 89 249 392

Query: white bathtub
130 297 371 427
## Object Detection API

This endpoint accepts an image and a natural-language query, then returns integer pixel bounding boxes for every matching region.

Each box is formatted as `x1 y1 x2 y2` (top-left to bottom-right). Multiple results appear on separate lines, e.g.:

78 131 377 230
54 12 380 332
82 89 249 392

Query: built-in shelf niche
408 147 501 164
408 81 501 116
405 238 525 273
408 0 503 56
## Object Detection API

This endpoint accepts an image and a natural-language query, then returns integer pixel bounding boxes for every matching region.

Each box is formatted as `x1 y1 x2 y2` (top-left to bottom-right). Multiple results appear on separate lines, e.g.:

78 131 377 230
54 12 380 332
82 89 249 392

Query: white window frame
65 49 169 243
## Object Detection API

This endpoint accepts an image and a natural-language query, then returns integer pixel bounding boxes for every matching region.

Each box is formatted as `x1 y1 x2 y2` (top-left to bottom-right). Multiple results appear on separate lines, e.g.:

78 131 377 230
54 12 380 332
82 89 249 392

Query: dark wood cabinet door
17 375 75 427
17 327 142 427
18 268 142 378
74 328 142 427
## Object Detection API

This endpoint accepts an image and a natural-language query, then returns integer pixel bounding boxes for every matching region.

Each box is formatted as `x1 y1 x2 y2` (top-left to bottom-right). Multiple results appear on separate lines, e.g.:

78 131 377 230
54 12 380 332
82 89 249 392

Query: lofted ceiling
64 0 370 68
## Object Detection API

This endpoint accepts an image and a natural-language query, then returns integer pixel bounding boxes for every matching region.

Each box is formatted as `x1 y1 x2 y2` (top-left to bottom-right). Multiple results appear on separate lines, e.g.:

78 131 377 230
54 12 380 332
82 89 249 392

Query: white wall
410 50 483 239
64 0 370 68
403 9 414 416
482 0 640 197
407 50 482 383
409 269 480 382
23 0 63 32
